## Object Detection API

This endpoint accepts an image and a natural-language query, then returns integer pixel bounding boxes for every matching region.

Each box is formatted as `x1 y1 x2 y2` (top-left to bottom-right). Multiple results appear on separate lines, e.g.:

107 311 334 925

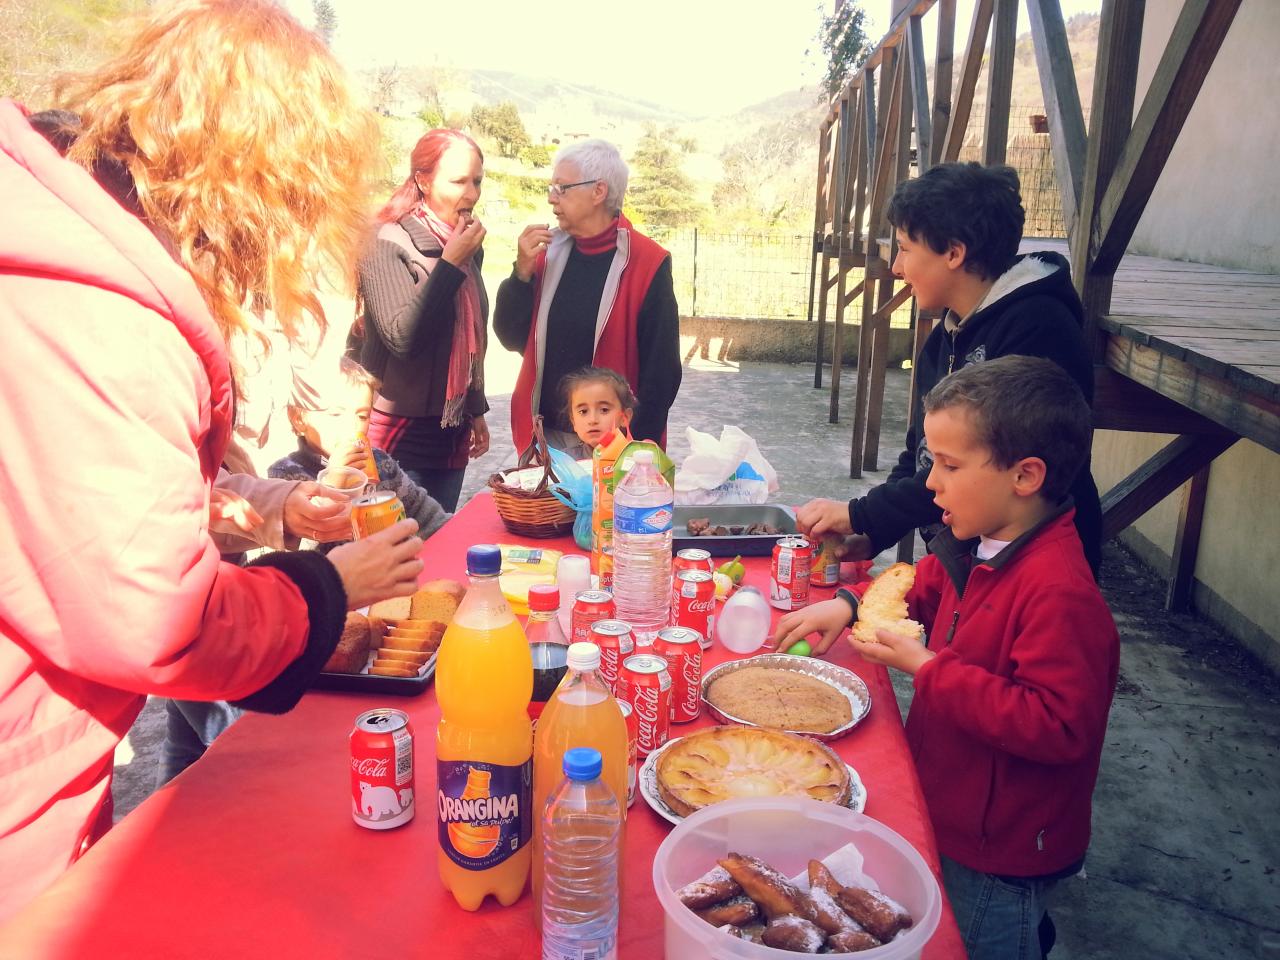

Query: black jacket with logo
848 251 1102 572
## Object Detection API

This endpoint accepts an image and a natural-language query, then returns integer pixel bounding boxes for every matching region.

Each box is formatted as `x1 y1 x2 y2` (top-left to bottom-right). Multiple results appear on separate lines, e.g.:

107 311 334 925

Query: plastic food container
652 797 942 959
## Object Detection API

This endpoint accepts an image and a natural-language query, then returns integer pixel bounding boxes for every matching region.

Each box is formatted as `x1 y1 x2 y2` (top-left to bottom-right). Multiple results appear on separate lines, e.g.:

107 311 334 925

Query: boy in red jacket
775 355 1119 959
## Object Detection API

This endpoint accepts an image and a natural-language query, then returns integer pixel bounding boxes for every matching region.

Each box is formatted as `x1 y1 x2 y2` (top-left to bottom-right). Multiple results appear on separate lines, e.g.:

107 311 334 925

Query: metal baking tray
673 504 797 557
313 653 437 696
701 654 871 740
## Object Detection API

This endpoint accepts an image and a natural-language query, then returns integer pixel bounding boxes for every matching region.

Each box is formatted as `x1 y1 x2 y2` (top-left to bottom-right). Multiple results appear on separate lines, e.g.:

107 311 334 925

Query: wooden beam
1092 366 1234 437
840 279 868 310
809 124 832 385
908 14 933 175
931 0 956 167
853 49 906 477
983 0 1017 165
942 0 993 162
828 99 857 420
866 50 905 257
1091 0 1244 275
813 251 834 382
1026 0 1087 235
864 84 917 472
1072 0 1145 363
1105 336 1279 453
1100 433 1235 542
1167 463 1210 612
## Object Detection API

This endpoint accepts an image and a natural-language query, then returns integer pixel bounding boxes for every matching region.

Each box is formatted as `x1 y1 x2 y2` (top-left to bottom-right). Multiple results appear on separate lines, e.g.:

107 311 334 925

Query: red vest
510 217 668 453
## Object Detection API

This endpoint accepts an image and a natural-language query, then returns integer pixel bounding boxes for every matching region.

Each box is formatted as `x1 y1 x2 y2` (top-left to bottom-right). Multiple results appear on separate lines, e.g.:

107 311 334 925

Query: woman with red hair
357 129 491 512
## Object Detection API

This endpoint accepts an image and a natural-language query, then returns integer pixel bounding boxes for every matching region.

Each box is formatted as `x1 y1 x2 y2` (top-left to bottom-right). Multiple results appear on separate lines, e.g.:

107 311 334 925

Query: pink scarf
415 204 483 428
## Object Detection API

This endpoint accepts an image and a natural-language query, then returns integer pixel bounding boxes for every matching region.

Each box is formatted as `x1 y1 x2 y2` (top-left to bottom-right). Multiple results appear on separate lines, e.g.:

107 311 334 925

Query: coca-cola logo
681 659 700 710
351 756 389 778
684 597 714 614
633 685 662 748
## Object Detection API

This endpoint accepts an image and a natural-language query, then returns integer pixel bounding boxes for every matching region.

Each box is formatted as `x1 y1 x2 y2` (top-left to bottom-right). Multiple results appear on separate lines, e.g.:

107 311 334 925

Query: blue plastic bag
546 447 593 551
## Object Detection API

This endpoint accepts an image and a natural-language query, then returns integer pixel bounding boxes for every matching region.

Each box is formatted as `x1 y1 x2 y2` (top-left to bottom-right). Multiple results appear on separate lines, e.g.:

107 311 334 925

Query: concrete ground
111 344 1280 958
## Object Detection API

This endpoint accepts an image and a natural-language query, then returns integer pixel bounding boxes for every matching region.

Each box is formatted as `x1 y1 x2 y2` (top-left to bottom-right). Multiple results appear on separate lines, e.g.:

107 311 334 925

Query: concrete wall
680 316 914 366
1094 0 1280 670
1092 433 1280 673
1129 0 1280 272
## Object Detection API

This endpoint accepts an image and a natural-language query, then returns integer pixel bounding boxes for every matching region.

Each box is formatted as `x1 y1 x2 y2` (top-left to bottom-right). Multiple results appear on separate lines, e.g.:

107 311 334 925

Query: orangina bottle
531 641 629 930
436 544 533 910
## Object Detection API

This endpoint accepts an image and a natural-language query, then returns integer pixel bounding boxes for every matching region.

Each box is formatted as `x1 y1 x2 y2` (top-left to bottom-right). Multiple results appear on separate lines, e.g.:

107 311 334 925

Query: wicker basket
488 417 576 538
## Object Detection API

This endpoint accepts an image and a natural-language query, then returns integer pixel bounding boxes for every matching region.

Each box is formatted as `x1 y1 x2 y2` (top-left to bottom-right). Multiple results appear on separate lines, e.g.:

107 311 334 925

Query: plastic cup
715 586 771 654
556 554 591 634
316 465 368 500
653 798 941 959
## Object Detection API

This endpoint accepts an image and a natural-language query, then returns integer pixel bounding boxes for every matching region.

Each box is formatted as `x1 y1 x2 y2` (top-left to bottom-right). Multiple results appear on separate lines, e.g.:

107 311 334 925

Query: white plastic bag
674 426 779 505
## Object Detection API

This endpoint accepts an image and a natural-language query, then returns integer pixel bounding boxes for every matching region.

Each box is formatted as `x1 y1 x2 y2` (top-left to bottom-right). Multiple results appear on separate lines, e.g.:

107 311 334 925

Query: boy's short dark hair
924 355 1090 502
887 162 1025 280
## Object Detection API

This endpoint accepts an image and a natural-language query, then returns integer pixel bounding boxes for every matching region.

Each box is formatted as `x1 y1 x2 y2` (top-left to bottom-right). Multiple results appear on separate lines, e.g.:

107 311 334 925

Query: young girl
558 366 637 459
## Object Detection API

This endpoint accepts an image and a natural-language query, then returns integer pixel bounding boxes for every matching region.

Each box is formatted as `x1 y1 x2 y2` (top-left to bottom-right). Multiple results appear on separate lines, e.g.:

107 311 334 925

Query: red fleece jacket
905 509 1119 877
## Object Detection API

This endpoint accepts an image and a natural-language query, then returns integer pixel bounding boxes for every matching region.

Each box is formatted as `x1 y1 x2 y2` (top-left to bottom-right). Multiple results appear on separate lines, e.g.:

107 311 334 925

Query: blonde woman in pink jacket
0 0 424 920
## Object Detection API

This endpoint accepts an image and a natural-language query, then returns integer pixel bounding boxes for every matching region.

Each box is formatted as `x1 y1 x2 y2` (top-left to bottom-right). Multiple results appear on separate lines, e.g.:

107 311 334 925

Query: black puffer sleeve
229 550 348 713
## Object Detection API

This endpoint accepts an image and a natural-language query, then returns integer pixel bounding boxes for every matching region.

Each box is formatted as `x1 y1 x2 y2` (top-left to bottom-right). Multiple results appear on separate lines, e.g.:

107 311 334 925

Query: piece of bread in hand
410 579 465 622
323 613 371 673
852 562 924 644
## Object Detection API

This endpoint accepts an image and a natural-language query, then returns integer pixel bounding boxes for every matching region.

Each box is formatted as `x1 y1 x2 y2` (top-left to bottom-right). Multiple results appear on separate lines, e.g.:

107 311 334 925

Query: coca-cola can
673 547 713 576
572 590 616 646
811 536 841 587
350 708 415 830
769 537 812 611
617 700 637 808
616 653 672 756
588 619 636 693
672 569 716 650
652 626 702 723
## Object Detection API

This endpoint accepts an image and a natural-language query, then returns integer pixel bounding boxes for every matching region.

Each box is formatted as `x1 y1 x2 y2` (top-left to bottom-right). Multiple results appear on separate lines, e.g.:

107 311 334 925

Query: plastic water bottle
611 450 672 640
541 747 621 960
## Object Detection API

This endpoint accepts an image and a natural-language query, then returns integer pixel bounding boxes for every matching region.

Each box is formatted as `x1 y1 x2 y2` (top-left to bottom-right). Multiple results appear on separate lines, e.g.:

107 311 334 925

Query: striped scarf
414 204 483 428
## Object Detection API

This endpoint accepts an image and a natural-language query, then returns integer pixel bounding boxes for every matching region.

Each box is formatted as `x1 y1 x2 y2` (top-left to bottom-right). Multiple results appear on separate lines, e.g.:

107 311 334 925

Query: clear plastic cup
556 554 591 635
715 586 771 654
316 465 368 500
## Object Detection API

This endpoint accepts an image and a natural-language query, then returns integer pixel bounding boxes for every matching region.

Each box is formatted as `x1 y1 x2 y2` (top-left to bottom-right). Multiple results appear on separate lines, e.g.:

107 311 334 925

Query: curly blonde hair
55 0 380 354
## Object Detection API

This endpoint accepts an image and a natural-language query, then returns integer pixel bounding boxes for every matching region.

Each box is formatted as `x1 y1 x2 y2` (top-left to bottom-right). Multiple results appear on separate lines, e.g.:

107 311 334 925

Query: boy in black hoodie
800 162 1102 574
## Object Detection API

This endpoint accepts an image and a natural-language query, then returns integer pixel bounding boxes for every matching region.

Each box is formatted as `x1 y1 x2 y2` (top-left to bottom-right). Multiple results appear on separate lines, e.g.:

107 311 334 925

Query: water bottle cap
562 746 602 781
631 449 654 466
466 544 502 576
566 641 600 672
527 584 559 611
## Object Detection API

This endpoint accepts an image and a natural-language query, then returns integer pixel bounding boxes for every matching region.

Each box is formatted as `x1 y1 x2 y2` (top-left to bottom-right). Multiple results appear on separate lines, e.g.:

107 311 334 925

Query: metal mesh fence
644 228 815 321
957 105 1074 239
632 107 1071 325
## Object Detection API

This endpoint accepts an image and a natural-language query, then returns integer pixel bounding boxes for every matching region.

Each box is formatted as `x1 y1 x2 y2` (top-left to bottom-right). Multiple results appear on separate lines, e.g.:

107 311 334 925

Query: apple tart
655 725 851 817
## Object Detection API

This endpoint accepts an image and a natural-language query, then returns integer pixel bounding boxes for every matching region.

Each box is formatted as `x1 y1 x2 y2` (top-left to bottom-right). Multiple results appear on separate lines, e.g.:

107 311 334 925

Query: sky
287 0 1102 116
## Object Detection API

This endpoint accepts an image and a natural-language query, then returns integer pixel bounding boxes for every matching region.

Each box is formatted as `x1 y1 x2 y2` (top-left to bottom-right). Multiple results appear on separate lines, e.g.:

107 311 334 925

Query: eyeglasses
547 179 598 200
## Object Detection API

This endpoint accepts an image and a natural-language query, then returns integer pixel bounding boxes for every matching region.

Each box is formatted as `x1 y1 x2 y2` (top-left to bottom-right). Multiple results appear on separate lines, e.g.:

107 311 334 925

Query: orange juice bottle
591 428 630 590
531 641 629 929
436 544 533 910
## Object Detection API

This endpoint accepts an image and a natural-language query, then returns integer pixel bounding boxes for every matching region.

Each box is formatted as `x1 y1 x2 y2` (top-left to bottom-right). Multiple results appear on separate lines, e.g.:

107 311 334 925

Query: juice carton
591 428 632 590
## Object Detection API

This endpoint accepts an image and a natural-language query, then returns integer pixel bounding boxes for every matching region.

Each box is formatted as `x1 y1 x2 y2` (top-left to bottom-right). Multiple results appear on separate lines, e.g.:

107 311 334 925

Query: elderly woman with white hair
494 138 681 455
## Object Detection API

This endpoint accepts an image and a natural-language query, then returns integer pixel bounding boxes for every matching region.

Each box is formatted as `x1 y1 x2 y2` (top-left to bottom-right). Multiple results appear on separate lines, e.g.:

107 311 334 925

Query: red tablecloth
0 494 962 959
